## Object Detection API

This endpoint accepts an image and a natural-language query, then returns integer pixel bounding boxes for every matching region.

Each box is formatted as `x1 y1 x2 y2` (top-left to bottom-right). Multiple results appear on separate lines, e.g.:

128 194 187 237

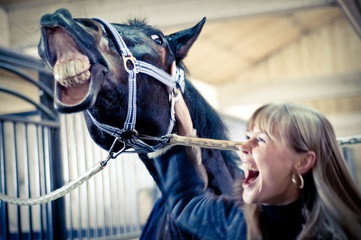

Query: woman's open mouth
242 162 259 187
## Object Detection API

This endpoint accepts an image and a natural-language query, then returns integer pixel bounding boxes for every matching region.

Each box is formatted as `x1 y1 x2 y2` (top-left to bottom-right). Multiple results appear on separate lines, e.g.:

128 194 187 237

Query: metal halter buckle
123 55 138 73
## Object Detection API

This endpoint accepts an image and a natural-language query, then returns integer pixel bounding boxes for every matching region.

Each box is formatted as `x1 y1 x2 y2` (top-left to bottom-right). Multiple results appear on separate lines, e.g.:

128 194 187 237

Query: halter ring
123 55 138 73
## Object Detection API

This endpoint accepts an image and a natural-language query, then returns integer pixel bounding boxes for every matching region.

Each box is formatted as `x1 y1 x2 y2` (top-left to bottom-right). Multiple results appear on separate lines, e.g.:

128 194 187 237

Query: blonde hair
240 103 361 239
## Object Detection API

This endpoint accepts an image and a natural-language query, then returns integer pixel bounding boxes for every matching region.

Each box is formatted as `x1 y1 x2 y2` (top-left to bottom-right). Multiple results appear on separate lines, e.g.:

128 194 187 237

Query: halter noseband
87 17 185 154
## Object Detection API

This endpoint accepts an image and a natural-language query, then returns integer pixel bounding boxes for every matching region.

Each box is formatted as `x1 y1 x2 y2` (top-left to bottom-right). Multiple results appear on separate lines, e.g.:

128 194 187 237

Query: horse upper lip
40 9 108 69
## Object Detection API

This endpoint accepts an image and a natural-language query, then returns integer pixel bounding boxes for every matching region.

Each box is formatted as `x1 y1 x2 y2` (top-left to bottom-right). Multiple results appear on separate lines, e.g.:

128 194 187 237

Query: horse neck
183 81 228 140
182 80 243 191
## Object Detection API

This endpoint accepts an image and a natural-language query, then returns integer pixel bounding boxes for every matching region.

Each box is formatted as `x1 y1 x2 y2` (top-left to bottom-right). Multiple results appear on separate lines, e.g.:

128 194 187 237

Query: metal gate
57 112 154 240
0 116 60 239
0 47 158 239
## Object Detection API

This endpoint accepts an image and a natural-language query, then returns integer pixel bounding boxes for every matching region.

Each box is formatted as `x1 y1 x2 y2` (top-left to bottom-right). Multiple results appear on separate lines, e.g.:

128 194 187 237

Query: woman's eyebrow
246 129 264 135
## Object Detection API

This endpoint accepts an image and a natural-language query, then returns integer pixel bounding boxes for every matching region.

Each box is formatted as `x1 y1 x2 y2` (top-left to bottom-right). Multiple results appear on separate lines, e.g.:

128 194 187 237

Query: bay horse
38 8 242 239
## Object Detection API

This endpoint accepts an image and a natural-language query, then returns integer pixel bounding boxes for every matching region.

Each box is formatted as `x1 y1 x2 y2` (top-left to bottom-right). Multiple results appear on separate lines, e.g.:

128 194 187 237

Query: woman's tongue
244 170 259 185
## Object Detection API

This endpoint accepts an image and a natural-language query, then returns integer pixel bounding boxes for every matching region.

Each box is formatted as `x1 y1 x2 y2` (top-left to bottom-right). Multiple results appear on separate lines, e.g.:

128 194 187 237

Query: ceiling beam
4 0 334 50
0 8 9 48
218 71 361 107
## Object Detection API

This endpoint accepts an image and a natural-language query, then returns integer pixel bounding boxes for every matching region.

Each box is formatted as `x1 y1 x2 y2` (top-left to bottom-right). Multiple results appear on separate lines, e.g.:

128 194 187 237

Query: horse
38 8 242 239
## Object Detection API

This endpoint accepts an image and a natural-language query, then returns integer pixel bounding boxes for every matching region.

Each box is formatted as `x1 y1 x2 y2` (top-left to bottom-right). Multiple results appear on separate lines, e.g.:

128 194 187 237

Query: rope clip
101 138 127 166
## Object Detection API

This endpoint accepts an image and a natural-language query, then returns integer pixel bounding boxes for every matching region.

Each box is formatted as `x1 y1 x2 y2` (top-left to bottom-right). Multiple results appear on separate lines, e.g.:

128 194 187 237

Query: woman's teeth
242 162 259 185
241 162 258 172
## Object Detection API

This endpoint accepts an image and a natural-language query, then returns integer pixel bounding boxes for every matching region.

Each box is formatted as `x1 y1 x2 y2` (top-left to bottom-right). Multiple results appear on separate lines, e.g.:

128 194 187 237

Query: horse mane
183 79 241 172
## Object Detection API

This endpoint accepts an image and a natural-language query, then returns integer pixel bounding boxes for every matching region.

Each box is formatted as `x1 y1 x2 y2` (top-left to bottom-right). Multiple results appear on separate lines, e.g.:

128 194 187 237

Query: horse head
39 8 205 153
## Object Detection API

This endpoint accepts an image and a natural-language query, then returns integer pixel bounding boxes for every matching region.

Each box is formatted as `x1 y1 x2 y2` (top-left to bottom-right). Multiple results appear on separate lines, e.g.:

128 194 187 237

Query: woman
235 103 361 239
150 98 361 239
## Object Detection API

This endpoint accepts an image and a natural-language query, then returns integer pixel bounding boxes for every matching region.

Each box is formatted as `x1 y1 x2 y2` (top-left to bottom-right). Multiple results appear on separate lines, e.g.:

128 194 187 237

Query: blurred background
0 0 360 239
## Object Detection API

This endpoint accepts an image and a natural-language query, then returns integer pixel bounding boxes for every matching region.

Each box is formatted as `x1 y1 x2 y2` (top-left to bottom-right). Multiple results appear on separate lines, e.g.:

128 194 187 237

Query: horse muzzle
38 8 109 113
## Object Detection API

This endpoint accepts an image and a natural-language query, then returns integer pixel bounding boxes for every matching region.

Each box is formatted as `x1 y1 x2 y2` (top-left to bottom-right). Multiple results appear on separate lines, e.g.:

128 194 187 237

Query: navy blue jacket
151 146 247 240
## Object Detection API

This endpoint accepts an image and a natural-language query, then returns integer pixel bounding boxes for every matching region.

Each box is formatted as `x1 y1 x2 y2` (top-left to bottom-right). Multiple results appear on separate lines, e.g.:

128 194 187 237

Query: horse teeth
81 70 91 81
54 58 91 87
67 60 77 81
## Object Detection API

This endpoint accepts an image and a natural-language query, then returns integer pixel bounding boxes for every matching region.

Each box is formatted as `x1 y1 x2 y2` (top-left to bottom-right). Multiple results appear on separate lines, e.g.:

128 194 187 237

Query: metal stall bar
117 155 129 235
130 157 141 232
28 123 41 239
12 121 22 239
74 114 88 239
0 120 9 239
109 151 121 237
81 114 100 239
35 123 45 240
58 115 73 240
76 113 92 239
92 135 107 238
17 122 31 239
61 114 78 239
69 114 83 239
24 123 34 240
0 48 52 74
72 114 83 239
0 87 56 121
42 126 54 240
0 62 53 99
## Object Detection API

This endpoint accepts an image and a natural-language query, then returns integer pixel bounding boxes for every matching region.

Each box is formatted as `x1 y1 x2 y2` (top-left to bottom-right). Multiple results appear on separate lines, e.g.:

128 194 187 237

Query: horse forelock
127 18 148 27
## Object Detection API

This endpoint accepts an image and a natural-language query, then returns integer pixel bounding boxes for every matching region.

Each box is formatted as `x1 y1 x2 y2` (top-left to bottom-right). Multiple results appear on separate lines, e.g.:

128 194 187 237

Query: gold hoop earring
292 173 304 189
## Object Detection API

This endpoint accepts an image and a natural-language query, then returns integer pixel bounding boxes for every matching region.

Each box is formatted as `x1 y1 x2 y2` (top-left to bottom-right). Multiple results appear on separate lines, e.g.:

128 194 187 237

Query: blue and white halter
87 17 185 155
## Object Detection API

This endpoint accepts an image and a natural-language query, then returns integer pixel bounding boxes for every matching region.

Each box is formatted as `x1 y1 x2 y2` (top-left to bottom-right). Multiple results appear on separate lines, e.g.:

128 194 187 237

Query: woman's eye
150 34 163 45
257 137 266 143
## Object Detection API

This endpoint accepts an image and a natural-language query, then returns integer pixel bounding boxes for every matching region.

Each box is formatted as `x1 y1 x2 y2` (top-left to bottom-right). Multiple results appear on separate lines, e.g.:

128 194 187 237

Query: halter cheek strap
86 17 185 154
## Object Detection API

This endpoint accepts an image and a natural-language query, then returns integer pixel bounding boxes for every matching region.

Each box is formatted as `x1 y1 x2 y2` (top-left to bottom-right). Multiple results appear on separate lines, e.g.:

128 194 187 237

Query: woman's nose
239 140 252 155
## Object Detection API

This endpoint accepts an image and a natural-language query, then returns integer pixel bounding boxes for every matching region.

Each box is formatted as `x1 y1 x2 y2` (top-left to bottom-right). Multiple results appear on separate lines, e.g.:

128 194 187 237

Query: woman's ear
295 151 316 174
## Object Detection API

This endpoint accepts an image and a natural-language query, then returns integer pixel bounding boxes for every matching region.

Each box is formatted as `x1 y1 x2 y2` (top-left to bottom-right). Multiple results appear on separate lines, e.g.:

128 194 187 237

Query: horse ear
166 17 206 61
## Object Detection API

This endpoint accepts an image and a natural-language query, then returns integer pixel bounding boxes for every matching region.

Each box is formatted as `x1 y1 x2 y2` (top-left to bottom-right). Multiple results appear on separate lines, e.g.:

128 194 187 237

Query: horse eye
150 34 163 45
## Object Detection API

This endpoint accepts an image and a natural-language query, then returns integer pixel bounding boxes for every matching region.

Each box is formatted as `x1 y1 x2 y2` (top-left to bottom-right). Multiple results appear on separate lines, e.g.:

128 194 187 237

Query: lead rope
0 134 360 205
0 160 106 206
0 138 125 206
